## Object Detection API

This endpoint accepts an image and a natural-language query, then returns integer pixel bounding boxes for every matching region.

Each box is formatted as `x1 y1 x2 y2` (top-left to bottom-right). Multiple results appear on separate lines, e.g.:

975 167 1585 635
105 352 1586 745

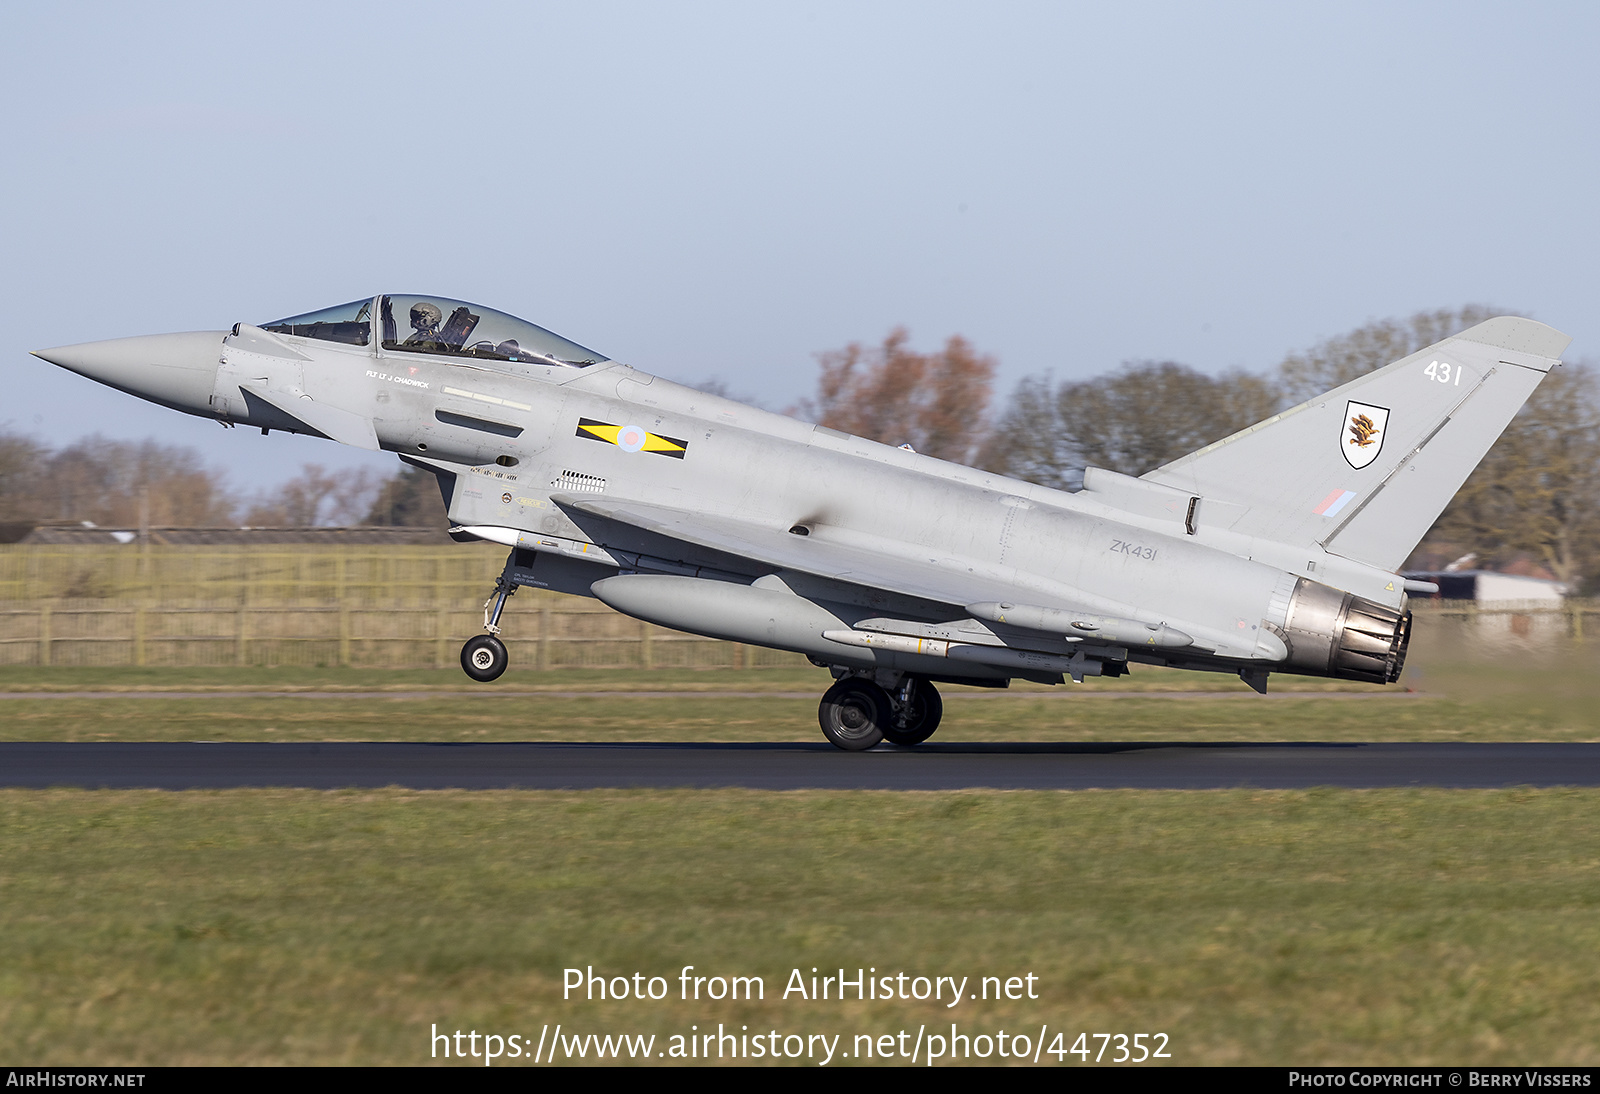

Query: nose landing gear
459 548 538 683
817 673 943 750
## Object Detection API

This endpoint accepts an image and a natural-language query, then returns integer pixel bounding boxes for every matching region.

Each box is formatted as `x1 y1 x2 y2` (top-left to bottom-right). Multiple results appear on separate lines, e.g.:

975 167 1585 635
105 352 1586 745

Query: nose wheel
460 548 539 683
461 634 509 682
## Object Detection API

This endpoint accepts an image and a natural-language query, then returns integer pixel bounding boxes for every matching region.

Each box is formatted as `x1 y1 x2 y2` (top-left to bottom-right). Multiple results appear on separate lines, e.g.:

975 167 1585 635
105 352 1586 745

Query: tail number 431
1424 360 1463 385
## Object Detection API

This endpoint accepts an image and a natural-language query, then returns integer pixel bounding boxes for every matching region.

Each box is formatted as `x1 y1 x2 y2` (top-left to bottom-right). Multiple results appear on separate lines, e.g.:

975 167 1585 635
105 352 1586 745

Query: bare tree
978 362 1278 483
0 430 49 522
972 375 1073 488
244 464 381 526
799 327 997 464
364 465 448 527
28 436 234 527
1420 363 1600 587
1276 305 1509 404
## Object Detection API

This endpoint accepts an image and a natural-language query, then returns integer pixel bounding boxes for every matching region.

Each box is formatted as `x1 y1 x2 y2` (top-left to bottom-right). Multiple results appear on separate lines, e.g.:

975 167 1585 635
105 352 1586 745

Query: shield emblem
1342 401 1389 470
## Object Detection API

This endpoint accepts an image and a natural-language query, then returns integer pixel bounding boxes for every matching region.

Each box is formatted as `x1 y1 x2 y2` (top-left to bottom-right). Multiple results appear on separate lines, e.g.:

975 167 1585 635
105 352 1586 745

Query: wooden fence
0 597 802 670
0 544 513 603
0 546 1590 669
0 545 799 670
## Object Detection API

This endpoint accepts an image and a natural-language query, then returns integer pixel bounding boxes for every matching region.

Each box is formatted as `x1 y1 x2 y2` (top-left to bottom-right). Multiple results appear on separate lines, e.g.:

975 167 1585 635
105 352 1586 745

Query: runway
3 741 1598 790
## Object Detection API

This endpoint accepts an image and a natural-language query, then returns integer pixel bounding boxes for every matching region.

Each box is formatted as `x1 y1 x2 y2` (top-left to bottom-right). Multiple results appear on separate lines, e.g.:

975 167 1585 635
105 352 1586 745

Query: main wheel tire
818 678 890 751
882 679 943 745
461 634 509 682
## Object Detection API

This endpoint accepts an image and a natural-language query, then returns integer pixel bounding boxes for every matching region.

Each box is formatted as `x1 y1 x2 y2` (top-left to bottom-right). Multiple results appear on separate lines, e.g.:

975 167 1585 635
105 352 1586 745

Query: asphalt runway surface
3 741 1598 790
0 690 1412 700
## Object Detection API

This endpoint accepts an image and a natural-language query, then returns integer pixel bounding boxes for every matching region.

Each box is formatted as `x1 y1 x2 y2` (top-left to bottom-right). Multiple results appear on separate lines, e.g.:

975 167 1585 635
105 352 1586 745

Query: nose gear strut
460 548 540 682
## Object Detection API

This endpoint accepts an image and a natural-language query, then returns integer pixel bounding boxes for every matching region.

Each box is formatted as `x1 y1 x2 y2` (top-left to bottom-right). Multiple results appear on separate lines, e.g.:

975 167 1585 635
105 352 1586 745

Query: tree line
3 305 1595 589
0 436 435 532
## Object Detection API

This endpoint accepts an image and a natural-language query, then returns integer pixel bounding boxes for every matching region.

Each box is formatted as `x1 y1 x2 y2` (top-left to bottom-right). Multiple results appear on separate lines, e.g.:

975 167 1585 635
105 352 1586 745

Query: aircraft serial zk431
33 297 1572 748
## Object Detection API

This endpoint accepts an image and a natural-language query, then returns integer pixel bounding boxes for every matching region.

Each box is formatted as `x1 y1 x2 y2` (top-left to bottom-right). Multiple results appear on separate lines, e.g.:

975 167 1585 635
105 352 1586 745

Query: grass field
0 628 1596 743
2 788 1596 1066
3 631 1597 1066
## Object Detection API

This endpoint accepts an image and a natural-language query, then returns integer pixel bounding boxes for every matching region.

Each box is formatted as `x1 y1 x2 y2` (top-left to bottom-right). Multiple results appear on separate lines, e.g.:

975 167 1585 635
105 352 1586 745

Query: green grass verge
1 688 1596 742
1 640 1597 742
0 662 1371 693
2 788 1596 1065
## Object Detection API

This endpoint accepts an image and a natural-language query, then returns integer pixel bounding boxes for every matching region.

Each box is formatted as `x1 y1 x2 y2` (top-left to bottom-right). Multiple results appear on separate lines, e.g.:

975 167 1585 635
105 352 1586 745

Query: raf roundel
616 424 648 453
574 417 690 459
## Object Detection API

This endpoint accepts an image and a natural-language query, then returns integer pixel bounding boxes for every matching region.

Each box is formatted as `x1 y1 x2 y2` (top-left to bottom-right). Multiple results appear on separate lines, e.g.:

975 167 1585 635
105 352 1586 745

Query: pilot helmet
410 302 442 330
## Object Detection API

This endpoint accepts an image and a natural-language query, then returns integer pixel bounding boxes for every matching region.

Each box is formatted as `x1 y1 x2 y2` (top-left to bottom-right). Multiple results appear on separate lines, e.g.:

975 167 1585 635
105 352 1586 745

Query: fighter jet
32 296 1572 749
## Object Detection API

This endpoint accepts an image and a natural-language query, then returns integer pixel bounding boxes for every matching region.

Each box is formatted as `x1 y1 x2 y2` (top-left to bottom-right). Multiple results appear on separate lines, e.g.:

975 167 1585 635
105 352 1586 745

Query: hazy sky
4 2 1597 494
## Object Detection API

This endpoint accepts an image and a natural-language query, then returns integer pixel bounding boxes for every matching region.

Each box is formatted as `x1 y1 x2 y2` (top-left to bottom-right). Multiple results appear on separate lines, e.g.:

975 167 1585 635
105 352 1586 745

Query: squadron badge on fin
1342 401 1389 469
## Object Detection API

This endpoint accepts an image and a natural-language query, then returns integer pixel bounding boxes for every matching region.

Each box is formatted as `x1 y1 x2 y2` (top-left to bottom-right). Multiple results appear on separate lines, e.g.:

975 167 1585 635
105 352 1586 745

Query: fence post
640 617 654 670
236 605 248 667
539 599 553 671
39 602 51 667
436 603 449 669
339 604 351 668
134 603 146 667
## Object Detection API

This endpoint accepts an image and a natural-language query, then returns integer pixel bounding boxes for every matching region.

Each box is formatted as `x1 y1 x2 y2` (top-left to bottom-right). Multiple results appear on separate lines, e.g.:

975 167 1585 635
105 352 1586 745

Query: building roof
1402 569 1568 602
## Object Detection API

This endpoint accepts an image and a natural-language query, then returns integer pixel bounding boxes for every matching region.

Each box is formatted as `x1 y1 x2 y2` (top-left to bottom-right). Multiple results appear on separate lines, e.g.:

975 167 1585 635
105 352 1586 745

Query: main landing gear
460 548 539 682
817 673 943 751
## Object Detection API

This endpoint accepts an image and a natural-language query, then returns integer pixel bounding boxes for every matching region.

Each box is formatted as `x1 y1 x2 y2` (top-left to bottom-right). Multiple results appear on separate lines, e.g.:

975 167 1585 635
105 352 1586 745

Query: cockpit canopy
263 295 608 368
263 298 373 345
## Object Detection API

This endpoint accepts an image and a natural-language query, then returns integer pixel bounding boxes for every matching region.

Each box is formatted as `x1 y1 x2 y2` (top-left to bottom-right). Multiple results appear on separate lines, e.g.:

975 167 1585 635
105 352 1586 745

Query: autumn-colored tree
799 327 997 464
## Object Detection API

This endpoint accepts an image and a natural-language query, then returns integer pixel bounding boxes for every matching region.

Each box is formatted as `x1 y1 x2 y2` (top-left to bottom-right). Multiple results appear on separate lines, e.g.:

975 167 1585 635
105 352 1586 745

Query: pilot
403 302 445 349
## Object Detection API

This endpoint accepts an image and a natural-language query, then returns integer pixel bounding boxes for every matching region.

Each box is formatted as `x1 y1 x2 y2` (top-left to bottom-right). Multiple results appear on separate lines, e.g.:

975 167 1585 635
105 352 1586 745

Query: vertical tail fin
1143 317 1571 571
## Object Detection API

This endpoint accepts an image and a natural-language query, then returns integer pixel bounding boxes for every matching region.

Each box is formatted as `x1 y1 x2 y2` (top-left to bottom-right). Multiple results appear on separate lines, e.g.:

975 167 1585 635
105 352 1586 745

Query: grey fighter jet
32 296 1572 749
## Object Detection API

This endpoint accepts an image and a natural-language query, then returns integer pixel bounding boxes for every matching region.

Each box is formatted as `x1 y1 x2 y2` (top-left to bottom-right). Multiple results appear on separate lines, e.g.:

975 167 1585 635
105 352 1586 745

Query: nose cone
33 331 226 416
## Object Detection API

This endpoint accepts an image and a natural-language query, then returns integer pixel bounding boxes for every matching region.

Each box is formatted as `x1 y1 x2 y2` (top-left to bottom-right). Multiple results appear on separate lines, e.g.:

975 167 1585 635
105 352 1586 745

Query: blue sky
5 2 1597 492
